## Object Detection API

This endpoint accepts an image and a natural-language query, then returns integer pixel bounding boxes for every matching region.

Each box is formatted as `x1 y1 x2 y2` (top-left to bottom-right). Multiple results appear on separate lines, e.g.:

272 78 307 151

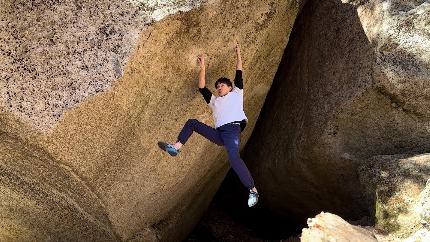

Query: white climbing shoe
248 191 259 207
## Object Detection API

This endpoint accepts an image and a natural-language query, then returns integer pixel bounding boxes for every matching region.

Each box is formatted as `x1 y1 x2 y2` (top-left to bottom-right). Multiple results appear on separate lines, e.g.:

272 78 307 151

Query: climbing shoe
248 191 259 207
158 141 180 156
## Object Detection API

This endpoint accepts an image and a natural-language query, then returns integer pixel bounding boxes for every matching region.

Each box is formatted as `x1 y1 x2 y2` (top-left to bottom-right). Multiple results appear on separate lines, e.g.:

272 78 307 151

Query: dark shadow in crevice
238 0 378 229
186 169 302 241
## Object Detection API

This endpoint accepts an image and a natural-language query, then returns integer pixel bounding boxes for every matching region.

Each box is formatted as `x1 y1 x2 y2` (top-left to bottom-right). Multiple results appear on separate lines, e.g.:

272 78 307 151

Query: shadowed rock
243 0 430 240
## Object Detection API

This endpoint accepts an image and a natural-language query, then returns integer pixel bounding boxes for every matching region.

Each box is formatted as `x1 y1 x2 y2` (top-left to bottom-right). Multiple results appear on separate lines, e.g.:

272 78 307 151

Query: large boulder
0 0 305 240
243 0 430 237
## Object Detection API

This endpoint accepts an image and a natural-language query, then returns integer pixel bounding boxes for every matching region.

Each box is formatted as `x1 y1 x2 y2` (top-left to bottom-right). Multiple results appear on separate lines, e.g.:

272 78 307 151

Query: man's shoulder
232 86 243 93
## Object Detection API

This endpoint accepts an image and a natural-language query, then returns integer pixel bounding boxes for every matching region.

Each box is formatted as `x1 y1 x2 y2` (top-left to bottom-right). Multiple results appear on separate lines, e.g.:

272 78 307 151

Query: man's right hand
235 43 241 55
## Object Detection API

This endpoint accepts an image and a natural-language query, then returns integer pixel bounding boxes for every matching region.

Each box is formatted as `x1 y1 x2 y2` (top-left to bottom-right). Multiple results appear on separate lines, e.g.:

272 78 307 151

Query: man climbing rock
158 43 259 207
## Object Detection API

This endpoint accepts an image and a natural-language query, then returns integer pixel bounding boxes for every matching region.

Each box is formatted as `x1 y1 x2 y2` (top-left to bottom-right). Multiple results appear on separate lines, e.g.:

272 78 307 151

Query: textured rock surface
359 154 430 240
0 129 118 241
418 180 430 227
0 0 205 131
301 212 377 242
0 0 304 241
346 0 430 118
243 0 430 236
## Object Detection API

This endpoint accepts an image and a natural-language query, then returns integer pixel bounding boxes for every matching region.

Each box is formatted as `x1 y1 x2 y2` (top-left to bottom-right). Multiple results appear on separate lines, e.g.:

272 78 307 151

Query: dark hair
214 77 232 89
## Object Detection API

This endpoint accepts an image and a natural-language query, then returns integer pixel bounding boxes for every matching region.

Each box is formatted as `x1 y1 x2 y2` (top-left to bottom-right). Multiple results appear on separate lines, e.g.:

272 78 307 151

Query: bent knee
186 119 199 126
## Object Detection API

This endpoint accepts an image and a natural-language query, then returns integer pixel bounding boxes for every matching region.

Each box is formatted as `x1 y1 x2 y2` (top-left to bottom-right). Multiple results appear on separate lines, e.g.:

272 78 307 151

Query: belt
230 121 243 125
216 120 245 130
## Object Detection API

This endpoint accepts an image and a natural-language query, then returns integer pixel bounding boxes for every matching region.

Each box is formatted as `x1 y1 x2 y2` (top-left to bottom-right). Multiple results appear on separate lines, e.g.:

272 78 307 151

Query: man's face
216 83 232 96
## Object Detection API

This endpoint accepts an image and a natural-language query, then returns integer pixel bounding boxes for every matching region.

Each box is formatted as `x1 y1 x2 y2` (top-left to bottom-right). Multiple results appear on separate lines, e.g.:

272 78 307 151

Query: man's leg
219 125 259 207
176 119 223 146
160 119 222 156
220 125 255 190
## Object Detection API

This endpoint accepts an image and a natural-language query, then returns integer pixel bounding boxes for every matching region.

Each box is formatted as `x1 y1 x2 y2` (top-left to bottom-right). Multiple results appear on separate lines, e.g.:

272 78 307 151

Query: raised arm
197 55 213 104
198 55 206 88
234 43 243 89
235 43 242 71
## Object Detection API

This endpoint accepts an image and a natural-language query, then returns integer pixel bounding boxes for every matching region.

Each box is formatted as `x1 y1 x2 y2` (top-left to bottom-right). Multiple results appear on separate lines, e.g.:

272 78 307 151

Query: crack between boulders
374 85 425 120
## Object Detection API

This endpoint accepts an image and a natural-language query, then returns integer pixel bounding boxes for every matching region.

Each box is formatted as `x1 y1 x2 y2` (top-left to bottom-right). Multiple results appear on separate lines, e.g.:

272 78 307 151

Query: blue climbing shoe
158 141 180 156
248 191 259 207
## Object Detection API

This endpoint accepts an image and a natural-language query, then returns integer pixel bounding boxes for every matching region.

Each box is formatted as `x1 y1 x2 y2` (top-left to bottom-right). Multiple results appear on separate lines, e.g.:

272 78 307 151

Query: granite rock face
345 0 430 122
0 0 304 241
418 180 430 227
0 0 204 131
0 130 118 241
243 0 430 239
359 154 430 241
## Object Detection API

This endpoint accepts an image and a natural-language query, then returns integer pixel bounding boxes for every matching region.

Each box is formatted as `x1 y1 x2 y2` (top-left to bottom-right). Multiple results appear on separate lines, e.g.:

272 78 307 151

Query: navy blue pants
177 119 255 190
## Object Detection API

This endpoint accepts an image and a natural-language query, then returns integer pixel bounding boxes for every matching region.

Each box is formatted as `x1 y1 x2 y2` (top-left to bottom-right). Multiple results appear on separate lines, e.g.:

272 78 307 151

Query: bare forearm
197 55 206 88
236 51 242 70
233 44 244 89
236 45 242 70
198 66 206 88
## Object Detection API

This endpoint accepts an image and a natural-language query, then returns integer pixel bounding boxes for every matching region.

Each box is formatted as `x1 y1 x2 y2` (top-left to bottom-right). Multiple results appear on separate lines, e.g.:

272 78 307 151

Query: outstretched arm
198 55 206 88
235 43 242 71
197 55 213 104
234 43 243 89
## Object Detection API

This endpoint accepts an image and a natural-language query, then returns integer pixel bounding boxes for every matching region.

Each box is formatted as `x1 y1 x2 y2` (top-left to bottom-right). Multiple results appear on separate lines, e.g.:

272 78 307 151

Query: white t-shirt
208 87 248 128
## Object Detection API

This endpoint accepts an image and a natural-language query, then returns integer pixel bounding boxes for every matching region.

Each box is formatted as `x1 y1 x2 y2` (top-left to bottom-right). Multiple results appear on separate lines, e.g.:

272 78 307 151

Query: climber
158 43 259 207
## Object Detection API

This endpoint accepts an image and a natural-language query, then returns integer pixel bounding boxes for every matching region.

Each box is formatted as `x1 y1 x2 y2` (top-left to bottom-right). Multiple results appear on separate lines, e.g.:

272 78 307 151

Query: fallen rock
301 212 377 242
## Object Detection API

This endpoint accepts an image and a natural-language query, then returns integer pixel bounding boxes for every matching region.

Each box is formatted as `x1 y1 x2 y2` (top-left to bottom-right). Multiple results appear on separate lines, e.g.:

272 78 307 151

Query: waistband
216 122 241 130
230 121 243 125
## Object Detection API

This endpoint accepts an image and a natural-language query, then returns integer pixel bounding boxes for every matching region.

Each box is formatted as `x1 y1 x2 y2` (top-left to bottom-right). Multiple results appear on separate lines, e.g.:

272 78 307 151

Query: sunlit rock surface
0 0 204 131
346 0 430 122
301 212 377 242
0 0 304 240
